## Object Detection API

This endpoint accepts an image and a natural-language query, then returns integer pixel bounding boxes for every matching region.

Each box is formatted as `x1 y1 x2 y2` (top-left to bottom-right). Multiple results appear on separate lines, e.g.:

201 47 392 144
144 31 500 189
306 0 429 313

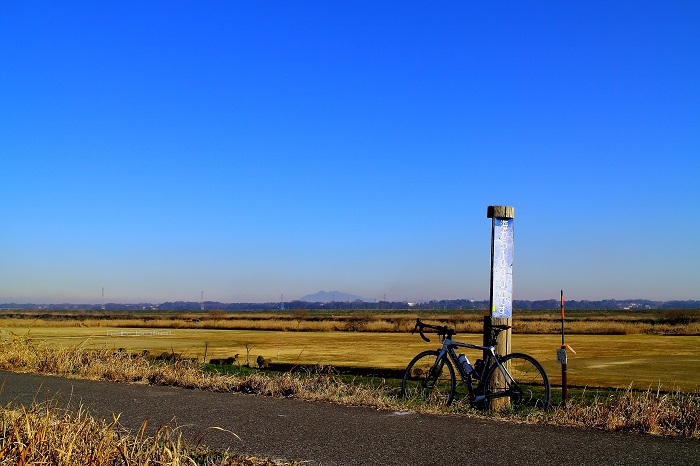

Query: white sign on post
557 347 567 364
491 218 514 318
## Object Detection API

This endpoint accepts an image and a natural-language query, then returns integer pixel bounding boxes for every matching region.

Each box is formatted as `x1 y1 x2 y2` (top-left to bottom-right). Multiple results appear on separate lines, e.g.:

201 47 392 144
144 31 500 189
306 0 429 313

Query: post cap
487 205 515 219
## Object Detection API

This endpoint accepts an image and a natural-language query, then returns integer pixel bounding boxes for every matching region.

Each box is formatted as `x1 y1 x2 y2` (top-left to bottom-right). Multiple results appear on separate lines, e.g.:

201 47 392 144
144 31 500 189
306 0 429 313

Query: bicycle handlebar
411 319 455 342
411 318 513 343
411 319 432 342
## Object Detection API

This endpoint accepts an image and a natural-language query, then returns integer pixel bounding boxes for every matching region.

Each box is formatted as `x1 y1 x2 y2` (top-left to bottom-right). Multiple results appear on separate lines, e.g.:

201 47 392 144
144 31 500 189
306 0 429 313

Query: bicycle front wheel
401 350 456 406
483 353 550 410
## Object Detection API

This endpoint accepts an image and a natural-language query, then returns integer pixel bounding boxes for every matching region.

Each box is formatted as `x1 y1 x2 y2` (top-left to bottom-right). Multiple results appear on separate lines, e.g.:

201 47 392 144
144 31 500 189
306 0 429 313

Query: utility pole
487 205 515 410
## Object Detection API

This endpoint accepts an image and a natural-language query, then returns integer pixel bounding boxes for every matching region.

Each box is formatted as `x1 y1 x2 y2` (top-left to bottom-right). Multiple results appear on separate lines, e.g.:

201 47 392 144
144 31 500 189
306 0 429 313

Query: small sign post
558 290 576 407
560 290 568 406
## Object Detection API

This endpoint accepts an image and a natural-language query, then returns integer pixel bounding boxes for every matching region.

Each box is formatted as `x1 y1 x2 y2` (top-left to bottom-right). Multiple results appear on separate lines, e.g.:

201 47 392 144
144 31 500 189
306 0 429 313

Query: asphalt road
1 371 697 465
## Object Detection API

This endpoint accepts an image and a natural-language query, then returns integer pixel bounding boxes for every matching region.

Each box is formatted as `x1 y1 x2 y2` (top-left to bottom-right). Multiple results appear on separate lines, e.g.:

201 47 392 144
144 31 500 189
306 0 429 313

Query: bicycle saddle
490 324 512 331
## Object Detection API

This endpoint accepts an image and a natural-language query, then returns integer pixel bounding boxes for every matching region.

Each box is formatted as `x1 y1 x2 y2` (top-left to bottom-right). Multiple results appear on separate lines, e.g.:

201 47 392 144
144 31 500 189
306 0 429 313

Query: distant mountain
298 291 372 303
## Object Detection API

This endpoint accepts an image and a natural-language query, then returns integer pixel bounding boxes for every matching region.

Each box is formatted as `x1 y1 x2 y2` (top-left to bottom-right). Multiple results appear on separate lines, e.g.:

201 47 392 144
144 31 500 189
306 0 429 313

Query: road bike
401 319 550 410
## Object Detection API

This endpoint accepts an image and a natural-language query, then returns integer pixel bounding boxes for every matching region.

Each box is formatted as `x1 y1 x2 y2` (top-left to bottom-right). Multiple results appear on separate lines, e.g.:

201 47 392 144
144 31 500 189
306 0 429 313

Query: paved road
1 371 697 465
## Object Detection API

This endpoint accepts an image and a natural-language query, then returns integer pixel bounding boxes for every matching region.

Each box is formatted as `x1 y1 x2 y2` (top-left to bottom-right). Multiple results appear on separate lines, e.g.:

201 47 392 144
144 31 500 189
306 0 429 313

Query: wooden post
487 205 514 410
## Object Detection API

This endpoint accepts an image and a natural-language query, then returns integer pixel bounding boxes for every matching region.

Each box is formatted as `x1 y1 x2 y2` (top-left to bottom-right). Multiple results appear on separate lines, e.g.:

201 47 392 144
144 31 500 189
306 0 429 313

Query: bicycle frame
437 337 513 404
405 319 550 409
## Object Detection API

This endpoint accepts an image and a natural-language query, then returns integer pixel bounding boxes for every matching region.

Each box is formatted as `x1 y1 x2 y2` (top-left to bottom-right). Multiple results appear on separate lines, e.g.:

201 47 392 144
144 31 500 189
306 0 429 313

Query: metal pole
561 290 568 407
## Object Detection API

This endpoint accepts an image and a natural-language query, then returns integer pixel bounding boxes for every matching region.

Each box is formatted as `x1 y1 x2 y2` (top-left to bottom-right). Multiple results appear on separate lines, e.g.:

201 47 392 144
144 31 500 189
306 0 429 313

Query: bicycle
401 318 550 410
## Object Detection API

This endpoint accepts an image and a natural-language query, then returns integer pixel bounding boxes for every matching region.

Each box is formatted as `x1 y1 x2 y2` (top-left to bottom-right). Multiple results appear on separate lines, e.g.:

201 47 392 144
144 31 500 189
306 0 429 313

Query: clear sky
1 2 698 304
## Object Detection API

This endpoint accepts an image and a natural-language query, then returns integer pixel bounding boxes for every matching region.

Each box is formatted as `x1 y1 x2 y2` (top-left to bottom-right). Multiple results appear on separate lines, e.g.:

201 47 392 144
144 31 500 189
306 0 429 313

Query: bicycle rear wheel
483 353 550 410
401 350 456 406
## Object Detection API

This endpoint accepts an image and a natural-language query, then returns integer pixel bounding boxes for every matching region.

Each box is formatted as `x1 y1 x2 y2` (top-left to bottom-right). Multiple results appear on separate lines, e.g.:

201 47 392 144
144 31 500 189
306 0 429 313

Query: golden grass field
4 309 698 335
4 324 698 391
0 322 697 438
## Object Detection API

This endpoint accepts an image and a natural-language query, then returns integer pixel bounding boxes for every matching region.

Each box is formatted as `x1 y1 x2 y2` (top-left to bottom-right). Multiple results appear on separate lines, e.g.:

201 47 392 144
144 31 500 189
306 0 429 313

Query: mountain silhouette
298 291 372 303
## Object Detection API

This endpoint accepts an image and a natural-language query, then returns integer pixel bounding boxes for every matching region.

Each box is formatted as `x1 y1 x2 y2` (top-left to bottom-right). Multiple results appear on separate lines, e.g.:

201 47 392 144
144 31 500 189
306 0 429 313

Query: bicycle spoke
484 353 550 410
401 350 455 406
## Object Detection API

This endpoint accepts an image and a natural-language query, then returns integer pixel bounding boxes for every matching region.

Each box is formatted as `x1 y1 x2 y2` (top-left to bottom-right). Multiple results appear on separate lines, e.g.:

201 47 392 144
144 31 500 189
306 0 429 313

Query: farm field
3 325 698 391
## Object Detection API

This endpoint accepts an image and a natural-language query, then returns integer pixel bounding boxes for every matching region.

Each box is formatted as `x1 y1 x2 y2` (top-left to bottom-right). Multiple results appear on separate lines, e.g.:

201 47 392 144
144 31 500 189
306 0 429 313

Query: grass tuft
0 400 291 465
549 385 700 437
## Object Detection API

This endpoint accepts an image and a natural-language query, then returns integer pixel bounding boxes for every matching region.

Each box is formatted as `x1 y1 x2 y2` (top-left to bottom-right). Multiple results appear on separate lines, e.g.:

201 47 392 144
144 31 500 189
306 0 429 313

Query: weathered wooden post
487 205 514 409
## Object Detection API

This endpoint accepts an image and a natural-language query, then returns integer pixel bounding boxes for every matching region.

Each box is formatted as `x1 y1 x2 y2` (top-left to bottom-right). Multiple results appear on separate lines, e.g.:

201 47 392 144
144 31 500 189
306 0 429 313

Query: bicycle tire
482 353 550 410
401 350 456 406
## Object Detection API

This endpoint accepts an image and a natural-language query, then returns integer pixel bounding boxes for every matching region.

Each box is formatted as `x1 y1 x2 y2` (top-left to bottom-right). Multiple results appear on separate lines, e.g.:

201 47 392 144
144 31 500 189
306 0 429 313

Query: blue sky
1 2 698 304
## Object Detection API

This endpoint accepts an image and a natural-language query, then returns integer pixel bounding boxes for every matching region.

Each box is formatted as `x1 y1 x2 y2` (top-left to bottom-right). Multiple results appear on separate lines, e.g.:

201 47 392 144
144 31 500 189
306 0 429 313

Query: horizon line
1 297 698 307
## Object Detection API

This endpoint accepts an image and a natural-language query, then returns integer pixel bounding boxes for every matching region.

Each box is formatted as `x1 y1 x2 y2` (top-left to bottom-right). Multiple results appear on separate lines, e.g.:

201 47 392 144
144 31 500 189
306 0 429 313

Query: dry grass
2 327 698 391
549 386 700 437
0 335 396 409
2 309 698 335
0 400 290 465
0 335 698 439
